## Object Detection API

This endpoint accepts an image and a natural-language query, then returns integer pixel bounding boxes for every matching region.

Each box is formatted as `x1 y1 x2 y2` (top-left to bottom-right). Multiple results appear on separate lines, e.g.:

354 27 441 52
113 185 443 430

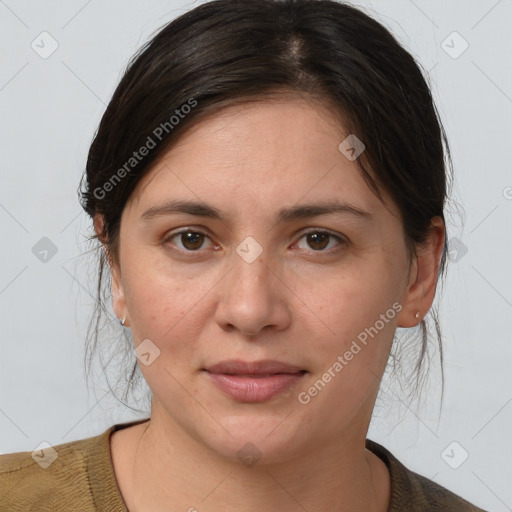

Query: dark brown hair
79 0 452 413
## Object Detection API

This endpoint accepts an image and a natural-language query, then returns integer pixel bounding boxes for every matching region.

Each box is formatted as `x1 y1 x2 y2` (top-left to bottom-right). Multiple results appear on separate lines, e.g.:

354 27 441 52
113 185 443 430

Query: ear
396 216 446 328
93 214 128 326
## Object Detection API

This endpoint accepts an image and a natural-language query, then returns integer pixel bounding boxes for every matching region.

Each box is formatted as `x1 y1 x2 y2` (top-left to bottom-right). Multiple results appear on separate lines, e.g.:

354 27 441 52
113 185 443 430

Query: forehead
125 97 397 223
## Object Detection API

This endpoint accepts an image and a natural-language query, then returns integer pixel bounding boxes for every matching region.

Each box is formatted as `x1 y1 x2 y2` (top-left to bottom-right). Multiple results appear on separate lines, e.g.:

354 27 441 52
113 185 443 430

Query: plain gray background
0 1 511 510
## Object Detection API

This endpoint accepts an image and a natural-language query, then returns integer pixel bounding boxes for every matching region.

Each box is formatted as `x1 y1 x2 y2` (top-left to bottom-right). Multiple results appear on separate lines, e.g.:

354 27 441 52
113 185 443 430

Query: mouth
203 360 308 402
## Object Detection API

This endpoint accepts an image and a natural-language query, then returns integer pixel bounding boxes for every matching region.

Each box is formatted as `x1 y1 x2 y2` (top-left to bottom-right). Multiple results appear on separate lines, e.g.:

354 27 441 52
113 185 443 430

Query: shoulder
0 424 118 512
365 439 489 512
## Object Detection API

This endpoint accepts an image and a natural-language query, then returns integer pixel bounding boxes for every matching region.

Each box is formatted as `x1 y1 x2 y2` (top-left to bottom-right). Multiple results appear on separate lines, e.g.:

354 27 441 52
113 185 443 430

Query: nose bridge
215 241 290 335
227 243 273 301
225 228 271 283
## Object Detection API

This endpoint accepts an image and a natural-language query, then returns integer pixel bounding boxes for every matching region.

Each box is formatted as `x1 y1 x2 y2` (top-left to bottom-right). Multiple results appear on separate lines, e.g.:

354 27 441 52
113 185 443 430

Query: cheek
310 257 402 335
297 276 399 425
299 255 402 386
121 249 217 353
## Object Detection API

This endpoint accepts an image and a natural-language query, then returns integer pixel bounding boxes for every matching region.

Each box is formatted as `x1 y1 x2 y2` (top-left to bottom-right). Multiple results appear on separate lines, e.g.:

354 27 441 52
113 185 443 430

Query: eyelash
162 228 347 255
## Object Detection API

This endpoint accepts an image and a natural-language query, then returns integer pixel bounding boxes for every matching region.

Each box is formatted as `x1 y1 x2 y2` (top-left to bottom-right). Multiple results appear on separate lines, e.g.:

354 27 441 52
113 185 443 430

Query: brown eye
165 230 214 251
296 230 345 252
306 232 330 250
180 231 205 250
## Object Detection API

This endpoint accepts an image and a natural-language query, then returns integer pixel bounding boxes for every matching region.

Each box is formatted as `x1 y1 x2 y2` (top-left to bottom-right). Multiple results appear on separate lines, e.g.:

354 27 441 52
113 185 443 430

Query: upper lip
204 359 306 375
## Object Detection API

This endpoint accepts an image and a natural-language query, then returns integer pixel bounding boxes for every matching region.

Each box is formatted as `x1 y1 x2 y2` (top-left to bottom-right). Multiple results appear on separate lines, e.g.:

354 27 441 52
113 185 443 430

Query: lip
203 359 307 403
205 359 305 375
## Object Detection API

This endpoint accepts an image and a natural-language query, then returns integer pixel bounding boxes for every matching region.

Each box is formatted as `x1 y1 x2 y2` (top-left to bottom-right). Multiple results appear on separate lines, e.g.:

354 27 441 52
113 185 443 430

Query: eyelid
296 227 346 240
163 227 217 250
163 226 347 253
294 228 347 252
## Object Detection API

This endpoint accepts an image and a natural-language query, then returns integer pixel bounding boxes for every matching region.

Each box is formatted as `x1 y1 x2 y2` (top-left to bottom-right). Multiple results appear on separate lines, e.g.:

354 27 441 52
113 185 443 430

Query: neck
121 413 390 512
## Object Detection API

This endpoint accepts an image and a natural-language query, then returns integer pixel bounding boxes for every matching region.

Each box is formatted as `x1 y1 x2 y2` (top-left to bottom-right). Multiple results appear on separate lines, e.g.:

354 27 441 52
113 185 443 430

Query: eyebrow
140 199 373 224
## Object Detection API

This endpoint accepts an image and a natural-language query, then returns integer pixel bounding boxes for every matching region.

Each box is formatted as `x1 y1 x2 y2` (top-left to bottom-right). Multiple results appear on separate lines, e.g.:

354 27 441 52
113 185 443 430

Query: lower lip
204 371 306 402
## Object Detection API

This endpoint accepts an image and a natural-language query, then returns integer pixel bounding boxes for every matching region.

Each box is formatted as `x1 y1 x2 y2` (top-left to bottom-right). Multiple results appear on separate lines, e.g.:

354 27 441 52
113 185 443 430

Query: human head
80 0 451 419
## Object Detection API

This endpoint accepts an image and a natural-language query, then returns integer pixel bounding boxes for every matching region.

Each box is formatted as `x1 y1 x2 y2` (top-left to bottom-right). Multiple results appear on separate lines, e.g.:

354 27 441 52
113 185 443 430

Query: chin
197 414 307 467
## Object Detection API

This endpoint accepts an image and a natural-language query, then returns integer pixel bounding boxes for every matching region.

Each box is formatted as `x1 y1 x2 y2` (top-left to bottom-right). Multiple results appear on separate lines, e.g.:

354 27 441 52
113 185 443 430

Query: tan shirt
0 418 488 511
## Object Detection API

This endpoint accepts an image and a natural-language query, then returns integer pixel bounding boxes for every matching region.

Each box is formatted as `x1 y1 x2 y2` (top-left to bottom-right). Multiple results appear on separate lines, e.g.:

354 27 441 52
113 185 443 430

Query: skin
96 95 445 512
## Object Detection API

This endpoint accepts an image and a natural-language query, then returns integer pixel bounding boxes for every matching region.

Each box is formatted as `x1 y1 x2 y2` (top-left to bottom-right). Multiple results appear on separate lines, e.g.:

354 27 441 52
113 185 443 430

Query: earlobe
93 214 107 246
109 251 129 327
94 214 129 327
396 217 445 328
396 259 423 328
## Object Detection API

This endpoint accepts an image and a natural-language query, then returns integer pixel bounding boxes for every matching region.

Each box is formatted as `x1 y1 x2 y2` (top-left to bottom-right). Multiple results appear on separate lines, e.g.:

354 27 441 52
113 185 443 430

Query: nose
214 251 292 337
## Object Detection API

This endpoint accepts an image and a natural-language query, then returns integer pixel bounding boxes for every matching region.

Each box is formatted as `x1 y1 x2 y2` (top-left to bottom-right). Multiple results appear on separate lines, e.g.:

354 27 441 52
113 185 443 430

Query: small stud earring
415 312 420 319
120 316 126 326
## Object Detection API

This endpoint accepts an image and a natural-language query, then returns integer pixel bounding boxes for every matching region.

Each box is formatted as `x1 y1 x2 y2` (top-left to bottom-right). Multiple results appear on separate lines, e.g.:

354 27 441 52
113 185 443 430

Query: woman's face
107 96 433 463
